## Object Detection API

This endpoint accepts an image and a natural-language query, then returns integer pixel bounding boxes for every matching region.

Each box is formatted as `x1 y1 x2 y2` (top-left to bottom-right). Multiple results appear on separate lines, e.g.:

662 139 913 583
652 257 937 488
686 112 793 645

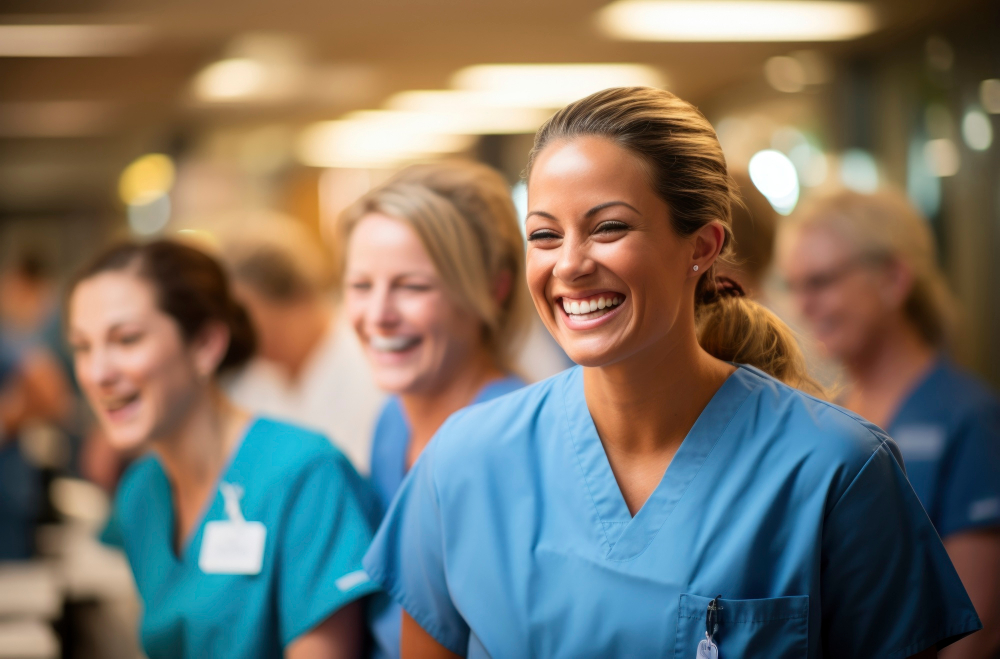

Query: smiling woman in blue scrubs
363 87 981 658
778 189 1000 657
339 162 532 656
67 241 377 659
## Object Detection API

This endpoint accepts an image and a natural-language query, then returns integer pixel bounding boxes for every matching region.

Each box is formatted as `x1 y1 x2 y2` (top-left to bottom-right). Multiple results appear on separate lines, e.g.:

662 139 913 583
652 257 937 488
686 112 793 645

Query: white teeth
561 295 624 316
370 335 420 352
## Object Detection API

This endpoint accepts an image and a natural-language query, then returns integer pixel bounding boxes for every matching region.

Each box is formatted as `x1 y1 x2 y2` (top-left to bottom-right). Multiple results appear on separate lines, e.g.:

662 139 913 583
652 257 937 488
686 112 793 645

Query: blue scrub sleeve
277 455 381 648
937 402 1000 537
821 441 982 657
99 506 124 549
363 436 470 656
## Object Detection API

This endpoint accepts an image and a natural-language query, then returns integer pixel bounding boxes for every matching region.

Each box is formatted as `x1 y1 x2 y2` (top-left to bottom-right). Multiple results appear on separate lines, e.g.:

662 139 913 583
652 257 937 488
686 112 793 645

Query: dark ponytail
530 87 823 396
70 240 256 373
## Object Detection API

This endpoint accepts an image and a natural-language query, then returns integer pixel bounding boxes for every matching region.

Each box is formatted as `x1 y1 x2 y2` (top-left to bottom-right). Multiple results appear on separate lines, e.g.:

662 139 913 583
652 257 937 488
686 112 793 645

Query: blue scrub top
369 375 526 517
364 365 981 657
887 358 1000 539
105 418 380 659
367 375 525 658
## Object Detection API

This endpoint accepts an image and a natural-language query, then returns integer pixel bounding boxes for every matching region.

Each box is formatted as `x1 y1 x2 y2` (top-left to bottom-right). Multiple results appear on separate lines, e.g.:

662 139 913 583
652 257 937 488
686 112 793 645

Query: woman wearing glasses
778 189 1000 657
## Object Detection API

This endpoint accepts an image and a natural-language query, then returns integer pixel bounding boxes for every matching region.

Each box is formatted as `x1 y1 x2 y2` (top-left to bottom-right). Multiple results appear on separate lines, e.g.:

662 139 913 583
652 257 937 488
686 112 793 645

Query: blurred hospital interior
1 0 999 656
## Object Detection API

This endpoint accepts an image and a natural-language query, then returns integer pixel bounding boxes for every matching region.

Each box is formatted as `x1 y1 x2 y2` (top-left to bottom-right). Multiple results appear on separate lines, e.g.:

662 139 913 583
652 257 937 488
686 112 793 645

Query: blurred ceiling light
980 79 1000 114
297 114 474 169
193 58 267 101
923 139 960 177
0 101 117 137
764 56 807 93
839 148 879 192
451 64 664 108
0 24 152 57
387 90 553 133
962 110 993 151
129 194 172 236
598 1 876 42
748 149 799 214
788 142 828 187
118 153 175 206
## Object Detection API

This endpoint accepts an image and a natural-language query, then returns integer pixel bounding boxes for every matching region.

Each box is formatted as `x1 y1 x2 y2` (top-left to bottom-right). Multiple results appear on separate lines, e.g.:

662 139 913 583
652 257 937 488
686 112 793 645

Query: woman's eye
349 281 372 292
400 283 432 292
595 220 629 234
527 229 561 242
118 333 143 346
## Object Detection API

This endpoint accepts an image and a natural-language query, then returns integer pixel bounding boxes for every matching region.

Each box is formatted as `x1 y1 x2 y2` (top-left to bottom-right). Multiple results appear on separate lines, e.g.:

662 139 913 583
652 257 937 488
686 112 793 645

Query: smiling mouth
369 335 421 353
559 293 624 321
103 392 139 414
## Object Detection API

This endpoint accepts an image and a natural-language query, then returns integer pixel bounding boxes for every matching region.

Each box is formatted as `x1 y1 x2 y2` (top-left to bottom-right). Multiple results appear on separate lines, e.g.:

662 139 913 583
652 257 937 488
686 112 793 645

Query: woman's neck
400 348 504 466
841 318 936 428
585 325 733 456
152 387 250 504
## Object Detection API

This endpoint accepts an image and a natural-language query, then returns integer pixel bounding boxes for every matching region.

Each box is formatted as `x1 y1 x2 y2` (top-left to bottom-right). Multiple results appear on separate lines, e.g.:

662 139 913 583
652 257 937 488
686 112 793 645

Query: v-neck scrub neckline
559 366 753 561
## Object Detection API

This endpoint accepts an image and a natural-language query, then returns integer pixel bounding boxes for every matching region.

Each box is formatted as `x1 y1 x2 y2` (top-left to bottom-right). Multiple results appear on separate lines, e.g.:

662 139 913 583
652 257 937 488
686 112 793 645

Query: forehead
346 213 436 273
780 224 855 272
70 271 158 329
527 136 655 213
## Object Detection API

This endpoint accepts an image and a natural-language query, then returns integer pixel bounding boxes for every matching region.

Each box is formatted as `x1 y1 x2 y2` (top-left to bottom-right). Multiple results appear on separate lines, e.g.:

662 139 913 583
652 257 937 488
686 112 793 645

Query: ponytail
696 276 825 398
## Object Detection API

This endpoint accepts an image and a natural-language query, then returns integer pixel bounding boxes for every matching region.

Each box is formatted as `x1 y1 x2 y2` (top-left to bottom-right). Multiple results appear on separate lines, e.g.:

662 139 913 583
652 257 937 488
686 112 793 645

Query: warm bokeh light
193 58 268 101
118 154 176 206
981 79 1000 114
386 91 553 133
839 149 879 192
598 1 877 42
451 64 665 108
924 139 960 177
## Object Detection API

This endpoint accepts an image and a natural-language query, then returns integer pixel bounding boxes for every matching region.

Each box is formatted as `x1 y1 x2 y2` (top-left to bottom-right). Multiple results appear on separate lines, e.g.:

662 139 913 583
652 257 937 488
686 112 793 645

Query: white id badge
696 634 719 659
199 520 266 575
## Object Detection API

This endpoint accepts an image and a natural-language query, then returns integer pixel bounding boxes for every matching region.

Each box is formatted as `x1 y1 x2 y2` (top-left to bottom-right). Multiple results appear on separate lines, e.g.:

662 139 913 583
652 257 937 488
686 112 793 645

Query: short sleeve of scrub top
111 418 380 659
364 366 980 658
888 360 1000 538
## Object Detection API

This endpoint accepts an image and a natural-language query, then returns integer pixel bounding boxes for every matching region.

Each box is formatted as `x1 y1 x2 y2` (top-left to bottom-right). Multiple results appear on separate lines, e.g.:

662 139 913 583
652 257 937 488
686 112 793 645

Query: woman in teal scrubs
339 161 531 656
363 87 981 657
778 189 1000 657
68 241 377 658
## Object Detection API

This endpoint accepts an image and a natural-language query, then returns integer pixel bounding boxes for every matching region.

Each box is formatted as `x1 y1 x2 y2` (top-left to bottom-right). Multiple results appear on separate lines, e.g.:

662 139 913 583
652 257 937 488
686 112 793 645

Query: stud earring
693 265 699 272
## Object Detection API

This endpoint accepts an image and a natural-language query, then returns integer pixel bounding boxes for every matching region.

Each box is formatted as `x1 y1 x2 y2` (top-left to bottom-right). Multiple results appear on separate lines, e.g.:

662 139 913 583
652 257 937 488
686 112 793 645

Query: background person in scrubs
67 240 378 659
364 87 980 658
340 161 531 657
777 189 1000 657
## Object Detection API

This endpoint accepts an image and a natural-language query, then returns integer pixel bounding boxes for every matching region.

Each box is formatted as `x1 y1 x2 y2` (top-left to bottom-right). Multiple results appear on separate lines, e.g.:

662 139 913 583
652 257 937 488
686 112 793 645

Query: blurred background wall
0 0 997 387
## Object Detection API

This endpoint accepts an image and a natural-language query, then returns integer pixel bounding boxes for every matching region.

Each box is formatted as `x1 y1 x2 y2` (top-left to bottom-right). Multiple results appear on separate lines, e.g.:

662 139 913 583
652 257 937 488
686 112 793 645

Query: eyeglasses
782 253 888 297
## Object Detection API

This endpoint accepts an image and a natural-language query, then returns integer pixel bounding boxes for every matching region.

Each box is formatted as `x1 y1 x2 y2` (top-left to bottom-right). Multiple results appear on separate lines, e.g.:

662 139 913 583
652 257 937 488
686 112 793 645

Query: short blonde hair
339 160 530 371
783 188 957 347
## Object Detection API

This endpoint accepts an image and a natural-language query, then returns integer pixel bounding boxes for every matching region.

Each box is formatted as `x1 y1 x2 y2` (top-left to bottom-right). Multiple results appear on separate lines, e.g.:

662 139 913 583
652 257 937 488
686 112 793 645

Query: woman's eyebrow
526 210 557 221
585 201 640 217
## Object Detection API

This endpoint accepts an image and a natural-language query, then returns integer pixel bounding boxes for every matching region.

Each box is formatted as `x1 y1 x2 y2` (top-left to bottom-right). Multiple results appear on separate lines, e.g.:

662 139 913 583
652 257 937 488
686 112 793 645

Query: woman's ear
880 257 915 310
493 269 513 308
190 320 231 381
689 221 727 276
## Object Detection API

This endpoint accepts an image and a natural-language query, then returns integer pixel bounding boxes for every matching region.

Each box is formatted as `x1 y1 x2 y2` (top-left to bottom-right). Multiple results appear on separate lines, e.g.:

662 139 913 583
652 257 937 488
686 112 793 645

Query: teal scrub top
105 418 380 658
364 365 981 657
887 358 1000 538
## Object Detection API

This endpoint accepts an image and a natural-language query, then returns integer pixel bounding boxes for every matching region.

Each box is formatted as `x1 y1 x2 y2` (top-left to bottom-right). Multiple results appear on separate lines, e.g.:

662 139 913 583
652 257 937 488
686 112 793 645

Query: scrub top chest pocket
675 594 809 659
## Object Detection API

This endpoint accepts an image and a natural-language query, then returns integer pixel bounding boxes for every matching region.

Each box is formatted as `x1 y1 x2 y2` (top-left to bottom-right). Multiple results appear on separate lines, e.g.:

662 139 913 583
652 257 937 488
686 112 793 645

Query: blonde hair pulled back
339 160 530 372
529 86 822 394
783 189 957 348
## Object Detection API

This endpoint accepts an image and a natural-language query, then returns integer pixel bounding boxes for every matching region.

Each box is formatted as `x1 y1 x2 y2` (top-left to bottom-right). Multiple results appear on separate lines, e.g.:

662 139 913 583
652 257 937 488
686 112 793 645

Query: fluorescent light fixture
451 64 665 108
599 1 877 42
297 113 474 169
749 149 799 214
386 90 553 133
0 24 152 57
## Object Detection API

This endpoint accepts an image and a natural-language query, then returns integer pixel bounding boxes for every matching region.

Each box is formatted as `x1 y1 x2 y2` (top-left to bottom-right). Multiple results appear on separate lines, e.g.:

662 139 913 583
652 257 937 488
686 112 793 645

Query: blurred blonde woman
778 188 1000 658
339 160 531 658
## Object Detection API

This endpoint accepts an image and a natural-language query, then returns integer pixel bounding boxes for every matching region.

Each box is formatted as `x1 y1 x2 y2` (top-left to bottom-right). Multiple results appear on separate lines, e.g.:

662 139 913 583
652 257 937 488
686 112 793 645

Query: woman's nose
367 284 400 329
552 236 596 283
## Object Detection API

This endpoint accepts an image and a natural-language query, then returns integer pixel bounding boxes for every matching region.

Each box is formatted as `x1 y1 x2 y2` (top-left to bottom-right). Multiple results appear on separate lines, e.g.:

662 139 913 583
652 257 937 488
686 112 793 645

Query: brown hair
782 188 957 348
529 87 823 396
339 160 530 372
69 240 256 372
